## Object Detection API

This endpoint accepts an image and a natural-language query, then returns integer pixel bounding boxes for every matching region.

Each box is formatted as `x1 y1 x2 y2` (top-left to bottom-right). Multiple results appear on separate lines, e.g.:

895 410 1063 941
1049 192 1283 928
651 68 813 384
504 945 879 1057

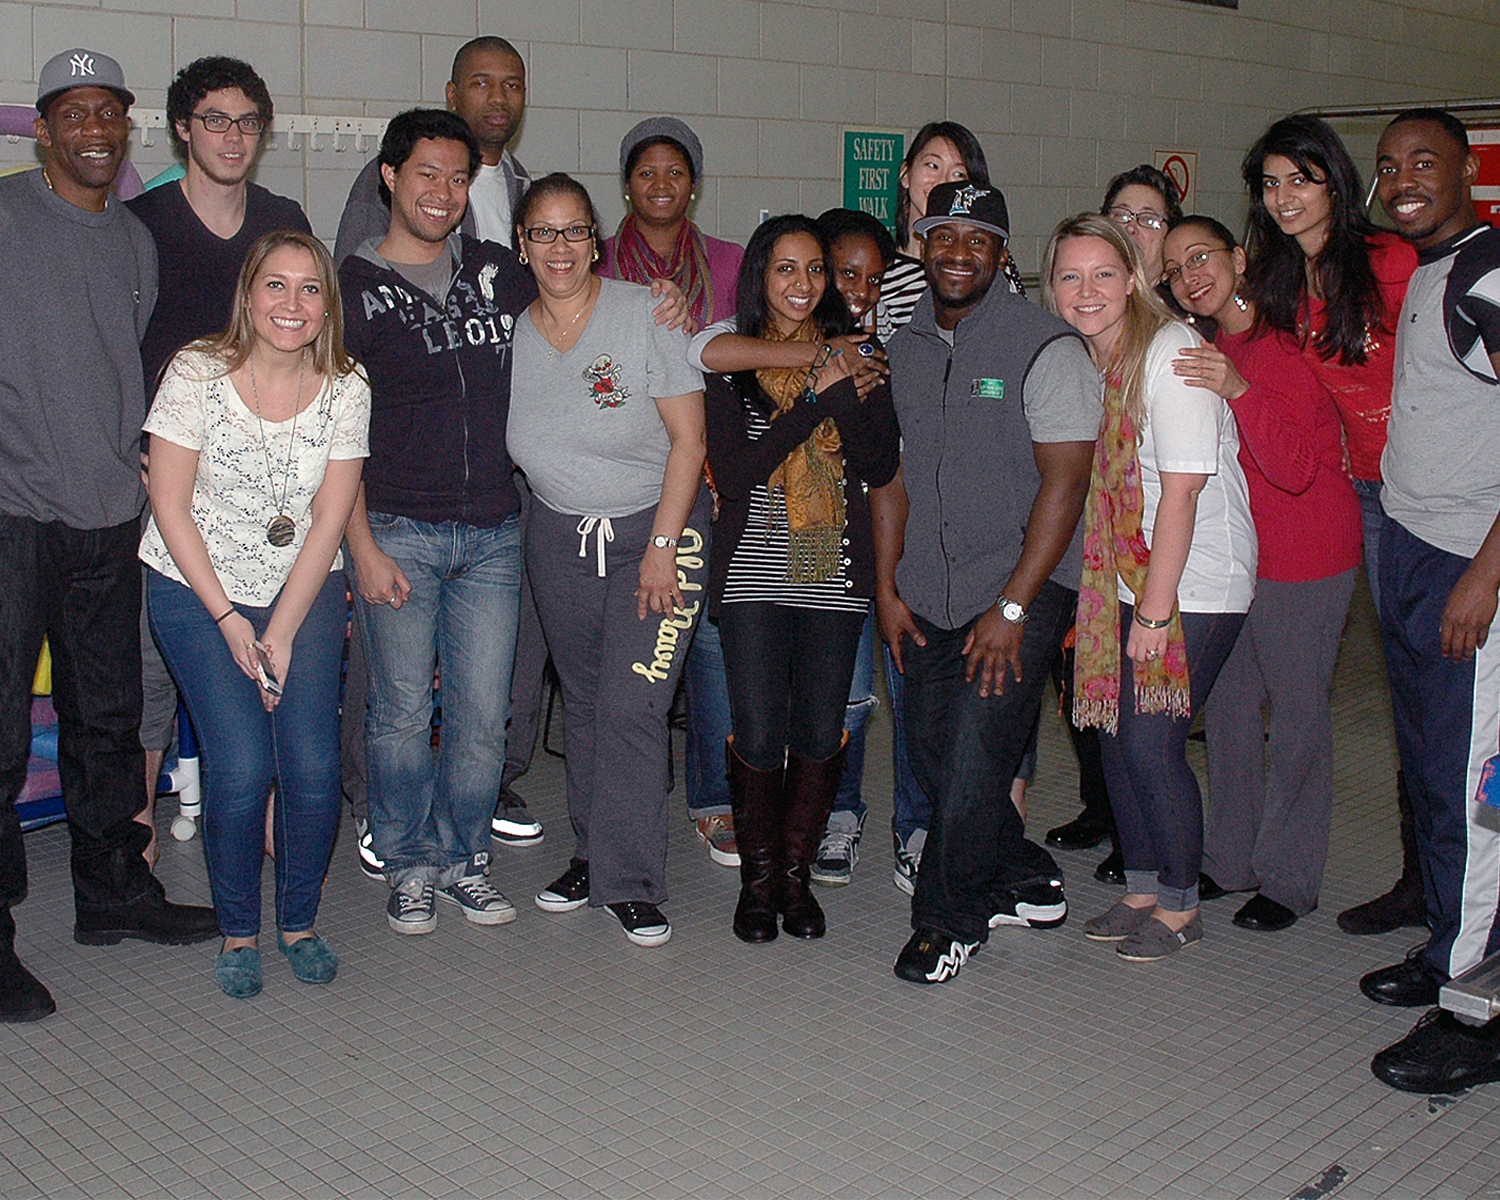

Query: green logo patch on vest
971 377 1005 399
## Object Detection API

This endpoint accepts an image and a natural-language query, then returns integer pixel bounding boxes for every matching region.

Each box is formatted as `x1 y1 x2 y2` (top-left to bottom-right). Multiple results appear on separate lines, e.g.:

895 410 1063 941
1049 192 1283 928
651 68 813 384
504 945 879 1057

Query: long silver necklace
247 354 305 548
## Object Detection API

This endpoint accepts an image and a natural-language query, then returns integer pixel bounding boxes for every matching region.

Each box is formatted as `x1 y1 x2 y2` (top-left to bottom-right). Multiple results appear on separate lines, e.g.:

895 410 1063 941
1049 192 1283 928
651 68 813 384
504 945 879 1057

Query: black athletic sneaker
535 861 590 913
894 928 977 985
988 877 1067 930
1372 1008 1500 1094
491 786 544 847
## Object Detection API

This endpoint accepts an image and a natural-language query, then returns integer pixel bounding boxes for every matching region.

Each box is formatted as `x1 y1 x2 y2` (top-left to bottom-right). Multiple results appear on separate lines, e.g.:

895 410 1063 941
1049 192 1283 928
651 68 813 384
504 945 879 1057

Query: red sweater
1301 232 1418 481
1219 327 1363 583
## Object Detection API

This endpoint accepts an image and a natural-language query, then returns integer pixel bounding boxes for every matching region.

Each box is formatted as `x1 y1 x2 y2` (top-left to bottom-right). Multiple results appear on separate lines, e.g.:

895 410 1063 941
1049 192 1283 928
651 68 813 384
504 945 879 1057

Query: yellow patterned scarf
755 320 847 583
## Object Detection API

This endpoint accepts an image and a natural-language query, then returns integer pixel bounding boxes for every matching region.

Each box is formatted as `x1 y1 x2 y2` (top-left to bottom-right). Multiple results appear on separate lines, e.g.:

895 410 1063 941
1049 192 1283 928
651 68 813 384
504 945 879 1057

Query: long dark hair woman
705 214 899 943
1242 114 1421 935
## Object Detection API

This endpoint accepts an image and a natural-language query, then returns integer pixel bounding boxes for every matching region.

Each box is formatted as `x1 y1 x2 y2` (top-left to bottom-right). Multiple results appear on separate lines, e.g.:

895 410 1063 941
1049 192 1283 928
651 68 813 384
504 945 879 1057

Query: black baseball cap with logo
912 181 1010 244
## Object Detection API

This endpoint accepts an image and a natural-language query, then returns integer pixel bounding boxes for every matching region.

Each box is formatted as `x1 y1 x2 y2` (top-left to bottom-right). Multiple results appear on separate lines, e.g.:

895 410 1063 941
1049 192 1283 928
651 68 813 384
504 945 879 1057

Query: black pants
0 515 153 913
903 583 1075 943
718 602 866 773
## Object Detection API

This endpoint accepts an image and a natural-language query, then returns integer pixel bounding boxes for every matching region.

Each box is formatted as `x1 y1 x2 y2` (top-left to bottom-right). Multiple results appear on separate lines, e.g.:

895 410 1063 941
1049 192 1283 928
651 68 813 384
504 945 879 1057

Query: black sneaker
894 928 977 985
355 817 384 880
535 861 590 912
988 877 1067 930
605 901 671 947
1372 1008 1500 1094
491 786 544 847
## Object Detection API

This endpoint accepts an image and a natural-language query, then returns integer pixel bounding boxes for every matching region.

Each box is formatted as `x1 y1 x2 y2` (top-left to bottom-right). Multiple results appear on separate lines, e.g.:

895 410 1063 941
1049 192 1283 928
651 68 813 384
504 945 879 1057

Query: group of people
5 34 1500 1101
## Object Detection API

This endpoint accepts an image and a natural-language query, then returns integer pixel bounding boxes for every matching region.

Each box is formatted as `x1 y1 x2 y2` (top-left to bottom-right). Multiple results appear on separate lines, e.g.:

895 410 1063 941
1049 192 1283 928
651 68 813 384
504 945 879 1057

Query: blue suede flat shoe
278 933 338 984
214 946 262 999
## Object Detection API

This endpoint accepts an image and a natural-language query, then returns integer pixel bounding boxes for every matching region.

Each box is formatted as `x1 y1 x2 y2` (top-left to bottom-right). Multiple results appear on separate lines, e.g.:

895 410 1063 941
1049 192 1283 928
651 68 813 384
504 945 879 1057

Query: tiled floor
4 580 1500 1199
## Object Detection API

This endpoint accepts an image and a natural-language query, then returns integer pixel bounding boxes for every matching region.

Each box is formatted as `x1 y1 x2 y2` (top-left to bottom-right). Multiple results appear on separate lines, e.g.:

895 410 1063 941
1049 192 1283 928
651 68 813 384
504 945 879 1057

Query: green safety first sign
842 128 905 237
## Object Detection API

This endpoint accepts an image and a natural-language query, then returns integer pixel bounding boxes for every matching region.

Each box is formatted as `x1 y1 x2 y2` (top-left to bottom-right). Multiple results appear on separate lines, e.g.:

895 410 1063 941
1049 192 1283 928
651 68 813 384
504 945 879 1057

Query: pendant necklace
542 292 592 360
248 354 305 548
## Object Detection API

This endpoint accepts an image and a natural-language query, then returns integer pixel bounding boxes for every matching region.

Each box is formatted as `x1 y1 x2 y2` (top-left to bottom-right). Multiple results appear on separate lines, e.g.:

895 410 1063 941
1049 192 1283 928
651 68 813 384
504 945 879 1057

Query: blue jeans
883 643 934 842
833 613 878 819
903 583 1075 943
1102 605 1244 912
149 569 346 938
684 619 733 819
1353 477 1384 617
358 512 522 887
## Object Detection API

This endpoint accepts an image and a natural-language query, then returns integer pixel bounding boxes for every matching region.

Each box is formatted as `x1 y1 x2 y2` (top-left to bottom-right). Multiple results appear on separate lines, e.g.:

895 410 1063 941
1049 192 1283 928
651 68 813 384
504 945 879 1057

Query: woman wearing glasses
507 175 708 948
1160 216 1361 933
1240 115 1421 936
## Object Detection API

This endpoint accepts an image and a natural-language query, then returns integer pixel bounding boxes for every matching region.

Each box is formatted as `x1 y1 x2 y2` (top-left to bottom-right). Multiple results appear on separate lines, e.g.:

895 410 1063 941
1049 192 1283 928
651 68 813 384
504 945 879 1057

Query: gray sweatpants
526 489 711 907
1202 569 1357 914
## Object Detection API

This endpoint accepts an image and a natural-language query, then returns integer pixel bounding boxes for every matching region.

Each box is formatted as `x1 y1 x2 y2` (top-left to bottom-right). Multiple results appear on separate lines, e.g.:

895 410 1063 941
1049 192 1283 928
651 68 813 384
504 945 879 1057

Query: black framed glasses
191 111 265 136
1107 206 1167 231
523 224 595 244
1160 247 1234 287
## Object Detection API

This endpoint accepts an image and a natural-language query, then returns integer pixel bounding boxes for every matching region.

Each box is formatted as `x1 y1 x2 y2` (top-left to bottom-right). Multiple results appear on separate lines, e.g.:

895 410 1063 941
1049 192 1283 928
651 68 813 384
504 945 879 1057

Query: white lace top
139 349 370 606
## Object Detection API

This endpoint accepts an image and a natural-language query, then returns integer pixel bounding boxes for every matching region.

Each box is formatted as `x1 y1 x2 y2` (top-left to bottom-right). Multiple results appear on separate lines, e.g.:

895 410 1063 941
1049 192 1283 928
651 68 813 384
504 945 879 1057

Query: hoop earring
518 250 529 265
592 246 600 262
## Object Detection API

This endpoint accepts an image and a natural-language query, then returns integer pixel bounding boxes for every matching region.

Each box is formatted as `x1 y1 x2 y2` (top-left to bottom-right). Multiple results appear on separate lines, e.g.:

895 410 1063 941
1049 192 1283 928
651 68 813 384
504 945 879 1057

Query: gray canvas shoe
1116 913 1202 961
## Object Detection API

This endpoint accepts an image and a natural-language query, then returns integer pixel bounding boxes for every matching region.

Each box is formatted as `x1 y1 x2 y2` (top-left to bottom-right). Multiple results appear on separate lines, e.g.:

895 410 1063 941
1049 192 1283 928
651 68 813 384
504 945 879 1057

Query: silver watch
651 535 678 549
996 595 1028 624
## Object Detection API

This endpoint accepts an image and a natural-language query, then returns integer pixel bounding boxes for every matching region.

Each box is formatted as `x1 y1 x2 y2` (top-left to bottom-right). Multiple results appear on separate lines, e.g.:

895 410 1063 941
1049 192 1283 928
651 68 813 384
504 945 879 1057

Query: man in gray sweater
0 48 220 1023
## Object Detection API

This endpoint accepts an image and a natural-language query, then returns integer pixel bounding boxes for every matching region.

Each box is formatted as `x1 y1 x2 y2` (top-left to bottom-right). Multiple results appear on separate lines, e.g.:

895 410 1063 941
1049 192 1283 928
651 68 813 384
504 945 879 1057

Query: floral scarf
1072 366 1191 735
755 320 846 583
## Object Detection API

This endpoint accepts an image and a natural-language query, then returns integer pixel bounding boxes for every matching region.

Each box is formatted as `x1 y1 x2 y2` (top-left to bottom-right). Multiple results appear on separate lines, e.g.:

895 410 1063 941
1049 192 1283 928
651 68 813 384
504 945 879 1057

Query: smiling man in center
875 182 1101 985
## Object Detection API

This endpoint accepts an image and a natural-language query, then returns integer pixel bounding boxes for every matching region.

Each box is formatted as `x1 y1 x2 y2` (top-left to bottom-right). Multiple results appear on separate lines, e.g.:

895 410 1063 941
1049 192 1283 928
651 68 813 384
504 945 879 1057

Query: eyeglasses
523 224 595 244
1159 247 1234 287
1107 206 1166 232
190 111 265 136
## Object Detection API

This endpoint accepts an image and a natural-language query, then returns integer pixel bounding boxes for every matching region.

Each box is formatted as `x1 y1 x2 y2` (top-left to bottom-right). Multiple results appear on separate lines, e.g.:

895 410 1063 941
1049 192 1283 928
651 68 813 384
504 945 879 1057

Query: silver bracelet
1133 610 1171 630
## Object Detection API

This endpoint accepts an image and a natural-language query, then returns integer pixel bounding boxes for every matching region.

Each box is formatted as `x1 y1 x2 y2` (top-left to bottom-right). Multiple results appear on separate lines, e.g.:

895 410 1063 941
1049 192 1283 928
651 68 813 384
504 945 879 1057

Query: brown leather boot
728 739 783 944
1338 769 1427 935
781 736 847 939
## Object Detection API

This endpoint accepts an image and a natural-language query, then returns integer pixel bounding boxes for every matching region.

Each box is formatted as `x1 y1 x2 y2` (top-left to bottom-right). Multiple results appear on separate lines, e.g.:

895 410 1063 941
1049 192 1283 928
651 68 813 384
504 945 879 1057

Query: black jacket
339 233 537 526
704 366 900 619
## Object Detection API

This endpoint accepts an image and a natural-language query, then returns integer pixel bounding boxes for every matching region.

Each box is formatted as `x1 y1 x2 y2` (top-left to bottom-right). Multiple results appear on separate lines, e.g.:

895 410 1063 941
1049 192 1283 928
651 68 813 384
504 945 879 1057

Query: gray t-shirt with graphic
509 278 703 518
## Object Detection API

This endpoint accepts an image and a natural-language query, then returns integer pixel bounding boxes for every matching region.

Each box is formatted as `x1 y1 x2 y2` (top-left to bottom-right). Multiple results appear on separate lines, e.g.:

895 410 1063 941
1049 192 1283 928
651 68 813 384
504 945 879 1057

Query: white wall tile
910 20 943 75
799 63 874 124
304 27 420 102
627 49 716 115
674 0 759 57
420 36 469 102
874 70 944 128
110 0 234 17
513 105 580 174
875 0 943 19
174 17 302 98
1012 0 1071 37
945 24 982 79
237 0 300 22
1042 36 1098 91
758 117 839 178
479 0 580 43
366 0 475 36
717 57 797 119
0 4 35 91
528 42 625 110
980 28 1041 83
305 0 361 26
583 0 672 51
762 4 838 66
841 12 909 72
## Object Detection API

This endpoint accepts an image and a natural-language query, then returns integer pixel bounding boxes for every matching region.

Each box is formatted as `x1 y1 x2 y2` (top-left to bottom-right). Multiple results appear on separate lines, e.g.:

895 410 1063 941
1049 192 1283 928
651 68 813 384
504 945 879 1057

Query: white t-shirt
139 349 371 606
468 161 513 248
1120 323 1256 614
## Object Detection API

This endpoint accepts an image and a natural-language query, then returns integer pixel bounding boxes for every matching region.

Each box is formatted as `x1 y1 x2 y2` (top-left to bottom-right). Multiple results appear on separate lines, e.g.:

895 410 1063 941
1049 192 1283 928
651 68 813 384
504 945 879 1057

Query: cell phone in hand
253 640 283 697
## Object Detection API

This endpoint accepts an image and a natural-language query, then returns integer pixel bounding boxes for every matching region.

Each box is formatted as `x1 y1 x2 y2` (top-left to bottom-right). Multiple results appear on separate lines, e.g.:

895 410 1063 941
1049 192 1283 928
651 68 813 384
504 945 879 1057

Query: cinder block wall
5 0 1497 272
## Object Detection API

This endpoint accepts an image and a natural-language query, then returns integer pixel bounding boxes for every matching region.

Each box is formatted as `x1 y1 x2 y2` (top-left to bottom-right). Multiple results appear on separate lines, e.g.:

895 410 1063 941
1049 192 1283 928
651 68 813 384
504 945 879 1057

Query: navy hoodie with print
339 232 538 527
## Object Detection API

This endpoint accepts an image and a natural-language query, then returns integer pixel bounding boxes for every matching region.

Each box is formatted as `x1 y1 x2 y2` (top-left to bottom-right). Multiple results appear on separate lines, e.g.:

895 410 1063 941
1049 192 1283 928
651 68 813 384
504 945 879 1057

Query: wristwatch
996 594 1028 624
651 535 678 549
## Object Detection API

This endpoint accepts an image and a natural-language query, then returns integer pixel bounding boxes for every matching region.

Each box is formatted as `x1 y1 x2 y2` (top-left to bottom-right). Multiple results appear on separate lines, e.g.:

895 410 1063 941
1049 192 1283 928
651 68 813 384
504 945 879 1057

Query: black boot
781 737 847 939
728 739 782 944
1338 770 1427 935
0 907 54 1023
74 875 221 946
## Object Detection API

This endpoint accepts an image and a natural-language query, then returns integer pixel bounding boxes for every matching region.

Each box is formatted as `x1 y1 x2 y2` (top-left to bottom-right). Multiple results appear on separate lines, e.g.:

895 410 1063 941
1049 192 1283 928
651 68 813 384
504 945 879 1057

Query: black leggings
718 602 866 773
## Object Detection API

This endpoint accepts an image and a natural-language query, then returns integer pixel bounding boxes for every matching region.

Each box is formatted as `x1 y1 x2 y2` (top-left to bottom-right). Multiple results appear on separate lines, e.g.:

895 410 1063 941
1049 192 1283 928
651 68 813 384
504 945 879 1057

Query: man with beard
875 182 1100 985
1360 108 1500 1093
